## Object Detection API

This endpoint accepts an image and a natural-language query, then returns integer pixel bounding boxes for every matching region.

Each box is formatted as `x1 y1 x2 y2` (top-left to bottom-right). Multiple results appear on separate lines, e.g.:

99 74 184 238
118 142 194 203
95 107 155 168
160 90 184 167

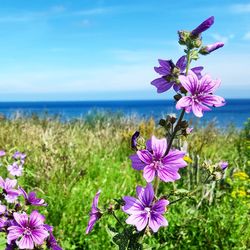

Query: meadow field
0 114 249 249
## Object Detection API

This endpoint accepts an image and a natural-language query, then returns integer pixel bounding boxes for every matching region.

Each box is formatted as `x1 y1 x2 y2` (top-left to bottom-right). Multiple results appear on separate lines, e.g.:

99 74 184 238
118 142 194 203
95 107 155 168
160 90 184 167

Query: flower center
153 160 162 170
144 207 151 213
24 227 32 235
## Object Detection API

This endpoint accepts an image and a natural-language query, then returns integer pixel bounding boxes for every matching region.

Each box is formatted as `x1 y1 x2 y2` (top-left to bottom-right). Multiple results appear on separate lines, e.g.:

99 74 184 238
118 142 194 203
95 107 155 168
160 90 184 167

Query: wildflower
7 162 23 177
86 190 102 234
0 150 5 157
7 210 49 249
123 183 169 232
220 161 228 171
19 187 47 206
0 177 20 203
130 136 187 183
176 73 225 117
199 42 224 55
233 171 249 180
44 225 62 250
0 204 7 230
131 131 140 150
13 151 26 164
191 16 214 36
47 232 62 250
151 56 203 93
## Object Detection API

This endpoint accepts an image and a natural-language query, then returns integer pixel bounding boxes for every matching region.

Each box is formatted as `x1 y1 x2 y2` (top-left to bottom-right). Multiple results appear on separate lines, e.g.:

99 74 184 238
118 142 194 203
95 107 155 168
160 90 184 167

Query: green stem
165 109 185 155
153 176 160 197
164 49 191 156
112 211 124 227
169 185 202 205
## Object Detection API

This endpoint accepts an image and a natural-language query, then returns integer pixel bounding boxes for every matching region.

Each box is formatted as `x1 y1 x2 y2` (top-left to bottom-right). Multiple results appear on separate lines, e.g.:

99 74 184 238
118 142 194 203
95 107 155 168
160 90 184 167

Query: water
0 99 249 128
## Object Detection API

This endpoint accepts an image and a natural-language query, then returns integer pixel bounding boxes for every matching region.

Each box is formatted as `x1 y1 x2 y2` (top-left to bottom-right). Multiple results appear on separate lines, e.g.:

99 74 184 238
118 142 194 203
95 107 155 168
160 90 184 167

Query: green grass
0 114 249 249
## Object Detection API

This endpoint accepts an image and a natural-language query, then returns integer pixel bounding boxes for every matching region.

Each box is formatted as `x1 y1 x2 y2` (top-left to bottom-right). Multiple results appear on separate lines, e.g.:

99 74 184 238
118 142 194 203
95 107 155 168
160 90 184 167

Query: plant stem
165 49 191 156
169 185 202 205
165 109 185 155
154 176 160 197
112 211 124 227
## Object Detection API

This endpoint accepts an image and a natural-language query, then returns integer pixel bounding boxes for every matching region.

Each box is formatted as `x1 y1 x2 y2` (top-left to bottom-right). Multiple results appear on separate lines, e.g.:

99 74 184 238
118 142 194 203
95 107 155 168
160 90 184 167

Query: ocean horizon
0 98 249 128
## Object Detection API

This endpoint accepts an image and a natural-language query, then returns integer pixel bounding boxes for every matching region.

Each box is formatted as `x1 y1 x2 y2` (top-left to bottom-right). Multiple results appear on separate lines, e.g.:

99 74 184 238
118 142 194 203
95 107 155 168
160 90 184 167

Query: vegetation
0 114 249 249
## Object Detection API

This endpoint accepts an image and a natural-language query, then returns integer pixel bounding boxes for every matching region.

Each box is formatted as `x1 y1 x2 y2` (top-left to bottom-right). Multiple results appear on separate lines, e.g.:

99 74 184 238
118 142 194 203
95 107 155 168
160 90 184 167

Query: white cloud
210 33 234 44
78 19 91 27
243 31 250 40
230 3 250 13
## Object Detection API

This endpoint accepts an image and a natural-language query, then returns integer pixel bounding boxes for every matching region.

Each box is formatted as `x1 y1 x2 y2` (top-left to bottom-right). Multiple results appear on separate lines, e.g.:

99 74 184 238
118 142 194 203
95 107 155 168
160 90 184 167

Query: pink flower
130 136 187 183
123 183 169 232
0 177 20 203
176 73 225 117
7 211 49 249
86 190 102 234
7 162 23 177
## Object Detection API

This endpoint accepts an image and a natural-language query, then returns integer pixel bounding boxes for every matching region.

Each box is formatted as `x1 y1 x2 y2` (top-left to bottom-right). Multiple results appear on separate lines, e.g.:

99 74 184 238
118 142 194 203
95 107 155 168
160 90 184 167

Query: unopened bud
199 42 224 55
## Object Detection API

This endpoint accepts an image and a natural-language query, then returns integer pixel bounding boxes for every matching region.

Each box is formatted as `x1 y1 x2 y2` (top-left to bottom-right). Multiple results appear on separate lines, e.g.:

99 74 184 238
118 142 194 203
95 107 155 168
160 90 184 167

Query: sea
0 99 249 128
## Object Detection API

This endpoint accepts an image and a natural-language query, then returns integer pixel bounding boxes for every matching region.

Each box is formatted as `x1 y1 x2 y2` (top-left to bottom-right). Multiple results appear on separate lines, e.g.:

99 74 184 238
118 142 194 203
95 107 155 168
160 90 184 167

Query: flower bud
191 16 214 36
178 31 190 45
174 94 182 101
199 42 224 55
131 131 140 150
159 119 166 127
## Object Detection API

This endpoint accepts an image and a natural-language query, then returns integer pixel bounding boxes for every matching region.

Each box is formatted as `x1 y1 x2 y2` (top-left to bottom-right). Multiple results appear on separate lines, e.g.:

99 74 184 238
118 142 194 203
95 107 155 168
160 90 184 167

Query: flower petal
126 213 149 231
17 235 34 249
7 226 25 243
129 154 145 170
31 228 49 245
137 150 153 164
179 74 198 94
176 96 193 110
136 183 154 207
151 78 173 93
29 211 45 228
143 165 156 183
176 56 187 72
158 167 181 182
123 196 144 214
151 136 167 159
13 212 28 228
192 102 204 117
191 66 203 79
162 150 187 169
152 199 169 214
149 213 168 233
199 95 225 107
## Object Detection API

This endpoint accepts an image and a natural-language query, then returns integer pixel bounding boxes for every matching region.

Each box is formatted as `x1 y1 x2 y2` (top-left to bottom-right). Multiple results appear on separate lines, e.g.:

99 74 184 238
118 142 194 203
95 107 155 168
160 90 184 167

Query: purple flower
13 151 26 164
199 42 224 55
19 187 47 207
7 210 49 249
0 203 6 215
7 162 23 177
0 150 5 157
151 56 203 93
191 16 214 36
86 190 102 234
131 131 140 150
0 177 20 203
47 232 63 250
176 73 225 117
123 183 169 232
44 225 62 250
130 136 187 183
220 161 228 171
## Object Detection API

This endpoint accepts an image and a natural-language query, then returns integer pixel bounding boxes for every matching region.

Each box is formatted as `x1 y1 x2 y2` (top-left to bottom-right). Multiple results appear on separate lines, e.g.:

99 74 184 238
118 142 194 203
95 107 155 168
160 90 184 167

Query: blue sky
0 0 249 101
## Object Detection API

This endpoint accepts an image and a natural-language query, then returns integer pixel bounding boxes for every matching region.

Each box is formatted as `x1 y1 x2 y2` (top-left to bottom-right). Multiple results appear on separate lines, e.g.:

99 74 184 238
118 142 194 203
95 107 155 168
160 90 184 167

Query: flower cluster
86 16 228 247
0 150 62 250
